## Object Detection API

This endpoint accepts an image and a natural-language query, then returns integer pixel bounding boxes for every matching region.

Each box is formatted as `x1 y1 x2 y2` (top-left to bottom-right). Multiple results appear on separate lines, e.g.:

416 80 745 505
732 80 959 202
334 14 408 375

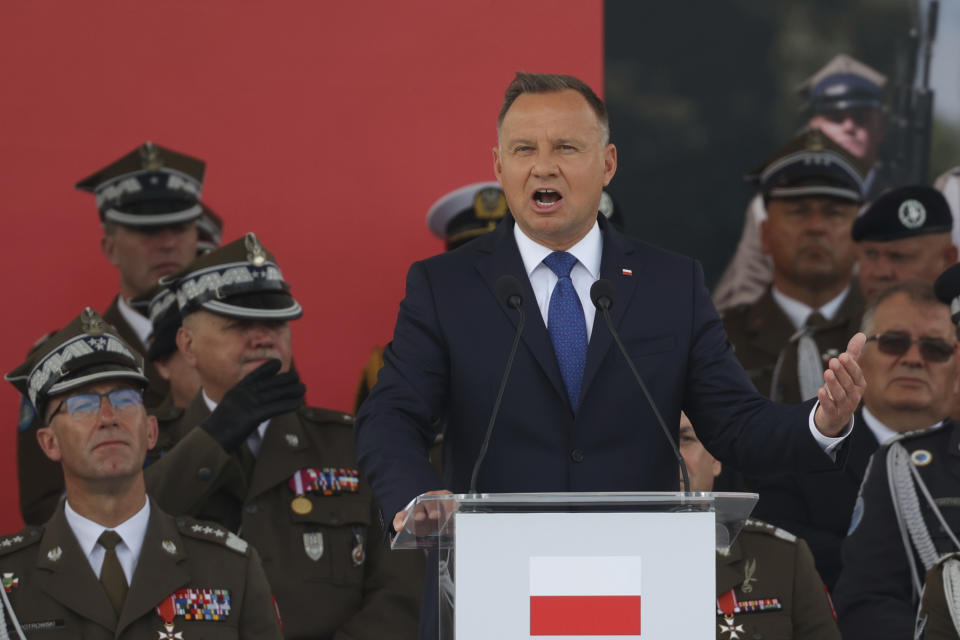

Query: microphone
590 279 691 493
469 275 526 493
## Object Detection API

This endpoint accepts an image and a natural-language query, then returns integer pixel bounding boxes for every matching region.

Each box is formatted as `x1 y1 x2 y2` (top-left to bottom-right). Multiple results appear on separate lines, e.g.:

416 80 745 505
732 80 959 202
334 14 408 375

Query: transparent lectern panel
392 491 757 553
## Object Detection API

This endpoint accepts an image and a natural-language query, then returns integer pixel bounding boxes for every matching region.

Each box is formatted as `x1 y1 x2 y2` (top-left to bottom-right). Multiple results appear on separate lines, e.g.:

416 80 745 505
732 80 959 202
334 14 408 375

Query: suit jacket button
245 504 258 514
196 467 213 481
570 449 584 463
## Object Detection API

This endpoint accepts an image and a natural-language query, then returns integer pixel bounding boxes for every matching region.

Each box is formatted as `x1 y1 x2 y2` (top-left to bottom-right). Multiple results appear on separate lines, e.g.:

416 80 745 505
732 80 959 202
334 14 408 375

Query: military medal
156 597 183 639
2 572 19 592
351 526 366 567
291 496 313 515
717 590 744 639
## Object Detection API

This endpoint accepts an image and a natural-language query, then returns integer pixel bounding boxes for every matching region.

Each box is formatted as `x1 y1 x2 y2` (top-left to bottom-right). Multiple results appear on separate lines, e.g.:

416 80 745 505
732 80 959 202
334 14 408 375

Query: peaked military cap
75 141 206 227
800 54 887 113
935 259 960 324
196 204 224 255
161 232 302 321
747 128 868 203
426 182 509 250
852 185 952 242
5 308 147 419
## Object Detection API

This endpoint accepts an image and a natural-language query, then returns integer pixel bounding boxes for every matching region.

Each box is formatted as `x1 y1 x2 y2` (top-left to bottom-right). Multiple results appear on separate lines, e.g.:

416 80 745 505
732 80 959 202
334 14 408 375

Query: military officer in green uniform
16 142 221 526
678 413 840 640
1 308 282 638
723 129 868 405
144 233 422 639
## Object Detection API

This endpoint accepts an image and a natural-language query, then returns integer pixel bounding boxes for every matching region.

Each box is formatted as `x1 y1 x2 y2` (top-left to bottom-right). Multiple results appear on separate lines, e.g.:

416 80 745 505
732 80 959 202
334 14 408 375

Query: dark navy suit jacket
355 215 841 638
752 408 879 591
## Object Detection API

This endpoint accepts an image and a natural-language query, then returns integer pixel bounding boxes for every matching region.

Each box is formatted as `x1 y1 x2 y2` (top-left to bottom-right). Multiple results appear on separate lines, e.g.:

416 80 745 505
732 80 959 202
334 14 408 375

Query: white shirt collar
202 389 270 453
64 497 150 584
770 284 850 331
116 296 153 349
513 221 602 280
861 405 944 445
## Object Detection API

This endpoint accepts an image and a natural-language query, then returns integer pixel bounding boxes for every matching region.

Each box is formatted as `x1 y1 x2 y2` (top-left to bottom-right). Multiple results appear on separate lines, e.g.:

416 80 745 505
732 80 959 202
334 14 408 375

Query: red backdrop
0 2 603 532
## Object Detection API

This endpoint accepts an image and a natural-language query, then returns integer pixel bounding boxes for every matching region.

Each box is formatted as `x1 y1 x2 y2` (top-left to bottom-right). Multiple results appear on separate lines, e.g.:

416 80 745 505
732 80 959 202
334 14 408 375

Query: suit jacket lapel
474 216 567 406
580 220 639 405
34 505 117 631
117 501 191 635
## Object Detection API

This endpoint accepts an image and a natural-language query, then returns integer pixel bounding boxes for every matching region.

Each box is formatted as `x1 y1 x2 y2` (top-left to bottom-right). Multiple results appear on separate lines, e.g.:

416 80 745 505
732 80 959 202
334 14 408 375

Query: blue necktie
544 251 587 411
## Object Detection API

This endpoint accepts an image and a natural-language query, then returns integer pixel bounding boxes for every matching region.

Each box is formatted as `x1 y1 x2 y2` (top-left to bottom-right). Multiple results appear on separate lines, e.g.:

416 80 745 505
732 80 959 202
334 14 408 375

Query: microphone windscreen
590 279 616 310
496 275 524 309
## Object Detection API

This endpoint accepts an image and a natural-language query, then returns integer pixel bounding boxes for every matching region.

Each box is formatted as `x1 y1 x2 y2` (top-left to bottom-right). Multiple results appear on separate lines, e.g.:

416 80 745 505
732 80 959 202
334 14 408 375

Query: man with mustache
143 233 422 639
723 129 867 405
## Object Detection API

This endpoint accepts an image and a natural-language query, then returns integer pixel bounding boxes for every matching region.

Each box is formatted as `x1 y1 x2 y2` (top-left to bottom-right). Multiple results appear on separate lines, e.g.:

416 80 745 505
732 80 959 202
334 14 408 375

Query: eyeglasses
49 388 144 424
865 331 956 363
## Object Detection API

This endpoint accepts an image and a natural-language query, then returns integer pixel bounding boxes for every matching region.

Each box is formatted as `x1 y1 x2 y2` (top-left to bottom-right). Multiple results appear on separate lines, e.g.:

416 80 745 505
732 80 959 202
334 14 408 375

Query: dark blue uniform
752 408 879 590
833 421 960 640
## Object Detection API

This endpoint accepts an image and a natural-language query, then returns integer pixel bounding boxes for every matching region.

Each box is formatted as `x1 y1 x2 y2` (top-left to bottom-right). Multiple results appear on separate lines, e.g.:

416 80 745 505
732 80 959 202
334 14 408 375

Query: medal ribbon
287 468 359 496
156 595 176 624
717 589 738 616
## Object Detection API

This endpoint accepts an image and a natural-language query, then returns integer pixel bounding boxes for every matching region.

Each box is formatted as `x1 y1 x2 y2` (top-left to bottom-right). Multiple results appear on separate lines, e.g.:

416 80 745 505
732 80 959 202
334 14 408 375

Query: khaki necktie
98 530 128 615
797 311 827 401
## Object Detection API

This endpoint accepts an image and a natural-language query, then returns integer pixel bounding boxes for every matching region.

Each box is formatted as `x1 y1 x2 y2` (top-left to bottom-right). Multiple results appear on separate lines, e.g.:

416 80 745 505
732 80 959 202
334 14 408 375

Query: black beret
852 185 952 242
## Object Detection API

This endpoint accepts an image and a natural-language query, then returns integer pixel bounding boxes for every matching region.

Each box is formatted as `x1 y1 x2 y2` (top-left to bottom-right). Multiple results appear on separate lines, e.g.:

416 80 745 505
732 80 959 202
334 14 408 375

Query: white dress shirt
771 285 851 331
64 498 150 584
513 220 850 454
514 221 603 339
203 389 270 457
861 405 943 445
116 295 153 349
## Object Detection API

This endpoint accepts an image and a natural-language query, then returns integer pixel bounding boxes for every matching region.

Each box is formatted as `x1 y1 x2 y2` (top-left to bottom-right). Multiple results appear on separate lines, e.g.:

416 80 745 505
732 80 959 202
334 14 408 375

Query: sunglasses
49 388 144 424
865 331 956 363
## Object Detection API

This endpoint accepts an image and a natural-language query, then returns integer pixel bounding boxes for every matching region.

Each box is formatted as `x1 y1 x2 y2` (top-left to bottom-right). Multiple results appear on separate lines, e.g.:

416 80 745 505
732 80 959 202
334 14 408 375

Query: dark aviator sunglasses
865 331 956 363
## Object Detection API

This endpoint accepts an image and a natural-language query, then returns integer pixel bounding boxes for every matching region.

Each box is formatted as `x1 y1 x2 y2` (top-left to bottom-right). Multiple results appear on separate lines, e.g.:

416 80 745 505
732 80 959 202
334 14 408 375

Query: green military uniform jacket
716 519 840 640
920 553 960 640
16 297 172 526
0 499 282 638
145 393 423 639
722 283 864 403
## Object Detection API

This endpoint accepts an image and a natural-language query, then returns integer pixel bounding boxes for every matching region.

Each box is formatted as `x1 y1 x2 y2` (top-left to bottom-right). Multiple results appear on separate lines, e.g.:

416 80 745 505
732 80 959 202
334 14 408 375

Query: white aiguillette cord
0 582 26 640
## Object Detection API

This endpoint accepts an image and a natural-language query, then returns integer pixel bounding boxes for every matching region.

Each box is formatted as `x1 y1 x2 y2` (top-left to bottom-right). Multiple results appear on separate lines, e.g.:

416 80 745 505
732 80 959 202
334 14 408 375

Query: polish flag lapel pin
621 268 633 276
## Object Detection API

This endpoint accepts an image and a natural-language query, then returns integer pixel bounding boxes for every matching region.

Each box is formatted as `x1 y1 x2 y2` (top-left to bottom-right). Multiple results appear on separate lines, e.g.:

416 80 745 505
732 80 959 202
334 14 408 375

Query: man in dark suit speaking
355 72 866 636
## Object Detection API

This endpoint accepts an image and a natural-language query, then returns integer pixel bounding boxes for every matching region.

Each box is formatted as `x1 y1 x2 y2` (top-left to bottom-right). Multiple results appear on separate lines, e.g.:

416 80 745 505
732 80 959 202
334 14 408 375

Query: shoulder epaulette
300 405 355 427
742 518 797 543
0 527 43 556
176 517 248 555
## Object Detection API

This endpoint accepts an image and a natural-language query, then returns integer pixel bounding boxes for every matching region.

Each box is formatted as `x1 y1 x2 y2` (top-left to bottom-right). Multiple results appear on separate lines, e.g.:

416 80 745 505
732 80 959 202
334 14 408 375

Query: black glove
201 359 306 452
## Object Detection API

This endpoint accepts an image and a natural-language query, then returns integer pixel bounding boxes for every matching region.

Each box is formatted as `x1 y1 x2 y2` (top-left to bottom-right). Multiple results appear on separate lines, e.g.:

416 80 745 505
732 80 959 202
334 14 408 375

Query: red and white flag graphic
529 556 642 636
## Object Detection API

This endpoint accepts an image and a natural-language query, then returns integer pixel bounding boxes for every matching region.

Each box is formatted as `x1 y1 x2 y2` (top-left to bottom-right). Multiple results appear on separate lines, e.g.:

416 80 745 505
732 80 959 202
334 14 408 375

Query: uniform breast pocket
289 495 372 586
624 335 676 360
174 621 240 640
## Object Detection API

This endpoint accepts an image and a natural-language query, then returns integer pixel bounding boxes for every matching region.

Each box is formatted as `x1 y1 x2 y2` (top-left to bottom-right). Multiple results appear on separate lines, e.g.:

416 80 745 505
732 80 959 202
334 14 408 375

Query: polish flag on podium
529 556 643 636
